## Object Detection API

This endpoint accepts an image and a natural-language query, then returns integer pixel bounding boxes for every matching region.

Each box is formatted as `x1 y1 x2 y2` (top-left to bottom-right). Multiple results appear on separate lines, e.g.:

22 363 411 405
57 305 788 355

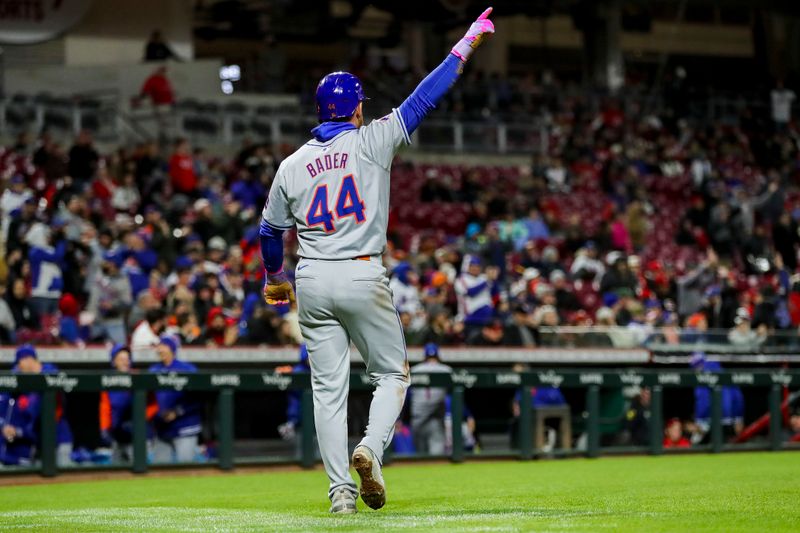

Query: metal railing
0 368 796 477
0 97 547 154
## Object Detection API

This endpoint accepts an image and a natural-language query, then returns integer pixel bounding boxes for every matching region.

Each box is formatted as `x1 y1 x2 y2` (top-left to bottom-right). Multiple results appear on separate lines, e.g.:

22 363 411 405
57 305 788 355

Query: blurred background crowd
1 71 800 352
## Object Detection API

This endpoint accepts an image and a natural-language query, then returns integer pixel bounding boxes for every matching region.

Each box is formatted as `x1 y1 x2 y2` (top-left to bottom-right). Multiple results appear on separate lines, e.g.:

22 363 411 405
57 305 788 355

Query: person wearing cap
455 256 496 338
148 335 202 463
204 236 228 275
0 345 74 466
689 354 745 443
99 345 158 462
0 345 40 466
87 251 132 344
192 199 215 244
389 262 422 316
410 343 452 455
727 307 766 348
25 222 67 317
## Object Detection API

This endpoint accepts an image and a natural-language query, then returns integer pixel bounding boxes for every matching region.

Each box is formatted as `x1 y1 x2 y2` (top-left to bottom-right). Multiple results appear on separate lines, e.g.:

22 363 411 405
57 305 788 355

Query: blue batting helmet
315 72 367 122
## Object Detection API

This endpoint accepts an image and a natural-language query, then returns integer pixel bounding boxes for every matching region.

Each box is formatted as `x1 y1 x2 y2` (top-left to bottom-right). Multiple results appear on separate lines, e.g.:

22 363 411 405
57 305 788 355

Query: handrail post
300 389 315 468
711 386 723 453
40 389 57 477
586 385 600 458
769 385 782 451
450 385 465 463
649 385 663 455
519 386 533 460
132 389 148 473
217 389 234 471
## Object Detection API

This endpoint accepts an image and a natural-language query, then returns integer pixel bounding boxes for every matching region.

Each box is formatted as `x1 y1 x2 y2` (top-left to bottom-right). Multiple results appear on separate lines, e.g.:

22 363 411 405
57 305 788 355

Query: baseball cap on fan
208 236 227 252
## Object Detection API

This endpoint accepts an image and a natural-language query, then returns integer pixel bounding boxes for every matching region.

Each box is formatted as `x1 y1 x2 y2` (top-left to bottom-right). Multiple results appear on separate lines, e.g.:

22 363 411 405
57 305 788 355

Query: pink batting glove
451 7 495 62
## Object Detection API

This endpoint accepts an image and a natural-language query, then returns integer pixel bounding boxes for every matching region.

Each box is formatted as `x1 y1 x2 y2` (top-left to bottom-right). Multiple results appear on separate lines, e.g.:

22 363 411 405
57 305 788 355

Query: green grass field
0 452 797 532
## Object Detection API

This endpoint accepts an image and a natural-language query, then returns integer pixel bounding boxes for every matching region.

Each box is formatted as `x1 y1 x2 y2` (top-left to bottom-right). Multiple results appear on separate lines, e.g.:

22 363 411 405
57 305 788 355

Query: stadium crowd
0 82 799 353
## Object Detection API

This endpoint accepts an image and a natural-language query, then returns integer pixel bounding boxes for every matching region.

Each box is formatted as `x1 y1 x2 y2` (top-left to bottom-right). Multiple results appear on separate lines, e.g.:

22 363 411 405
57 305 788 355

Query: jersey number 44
306 174 366 233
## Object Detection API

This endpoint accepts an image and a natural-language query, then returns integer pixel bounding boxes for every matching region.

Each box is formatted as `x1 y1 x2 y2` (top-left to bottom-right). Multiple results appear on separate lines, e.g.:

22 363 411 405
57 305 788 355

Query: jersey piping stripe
393 107 412 145
263 219 294 230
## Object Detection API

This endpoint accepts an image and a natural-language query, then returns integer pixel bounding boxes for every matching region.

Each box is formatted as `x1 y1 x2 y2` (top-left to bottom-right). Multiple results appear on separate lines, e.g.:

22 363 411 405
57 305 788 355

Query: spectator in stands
88 252 132 344
204 307 238 347
168 139 196 196
0 285 15 344
139 67 176 141
504 303 536 347
1 175 32 244
772 212 799 273
169 139 197 197
8 345 74 466
425 308 463 346
144 30 178 62
410 343 452 456
610 212 632 254
469 318 506 346
551 270 580 315
770 80 795 133
67 130 99 189
26 222 66 317
570 243 605 282
390 262 422 316
600 254 637 297
149 336 201 463
514 208 549 251
456 256 496 338
663 418 690 449
131 308 166 351
4 278 38 333
728 308 766 348
676 250 719 318
111 173 141 213
708 203 736 259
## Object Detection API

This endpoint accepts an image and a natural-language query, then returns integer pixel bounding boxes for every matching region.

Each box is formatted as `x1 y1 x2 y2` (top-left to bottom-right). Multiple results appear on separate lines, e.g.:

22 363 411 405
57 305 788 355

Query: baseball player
260 8 495 513
410 343 452 455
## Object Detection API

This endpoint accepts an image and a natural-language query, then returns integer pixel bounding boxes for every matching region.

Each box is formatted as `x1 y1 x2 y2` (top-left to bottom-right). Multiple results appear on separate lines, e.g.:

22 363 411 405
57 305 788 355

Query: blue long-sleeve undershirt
397 53 463 136
259 219 285 275
264 54 464 273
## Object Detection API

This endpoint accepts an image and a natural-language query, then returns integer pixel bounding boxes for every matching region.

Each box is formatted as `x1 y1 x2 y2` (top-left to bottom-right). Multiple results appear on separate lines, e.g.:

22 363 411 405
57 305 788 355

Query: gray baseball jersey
263 110 412 500
410 360 453 426
262 109 410 259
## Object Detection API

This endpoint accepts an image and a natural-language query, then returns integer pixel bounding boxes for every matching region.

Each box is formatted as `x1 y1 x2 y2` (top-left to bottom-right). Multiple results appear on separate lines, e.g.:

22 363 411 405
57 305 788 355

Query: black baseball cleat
351 445 386 510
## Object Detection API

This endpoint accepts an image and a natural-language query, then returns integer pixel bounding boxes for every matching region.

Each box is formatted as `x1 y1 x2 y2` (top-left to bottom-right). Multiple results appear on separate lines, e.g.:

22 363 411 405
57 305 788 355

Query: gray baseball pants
295 256 409 500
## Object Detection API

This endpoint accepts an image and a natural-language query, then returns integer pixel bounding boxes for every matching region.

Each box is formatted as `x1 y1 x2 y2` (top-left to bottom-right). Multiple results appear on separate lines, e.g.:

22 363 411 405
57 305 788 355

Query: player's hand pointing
451 7 495 62
264 271 297 307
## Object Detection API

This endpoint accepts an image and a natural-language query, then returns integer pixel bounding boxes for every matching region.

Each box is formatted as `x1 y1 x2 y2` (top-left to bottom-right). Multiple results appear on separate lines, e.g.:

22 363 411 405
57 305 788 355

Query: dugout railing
0 368 797 477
